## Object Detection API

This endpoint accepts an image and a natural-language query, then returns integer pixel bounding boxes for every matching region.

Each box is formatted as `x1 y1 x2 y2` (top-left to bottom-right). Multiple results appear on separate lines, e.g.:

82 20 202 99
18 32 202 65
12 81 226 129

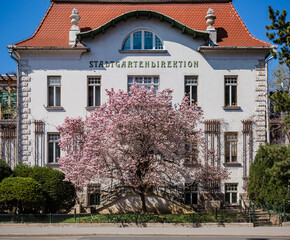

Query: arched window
122 30 164 50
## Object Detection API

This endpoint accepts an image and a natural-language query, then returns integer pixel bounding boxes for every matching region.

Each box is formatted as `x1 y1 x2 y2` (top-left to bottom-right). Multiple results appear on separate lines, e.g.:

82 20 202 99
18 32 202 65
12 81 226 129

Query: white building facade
9 0 273 208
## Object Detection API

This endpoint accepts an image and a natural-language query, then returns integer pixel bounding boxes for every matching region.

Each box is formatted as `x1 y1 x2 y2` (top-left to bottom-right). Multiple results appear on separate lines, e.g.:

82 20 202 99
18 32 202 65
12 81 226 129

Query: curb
1 233 290 238
0 222 253 228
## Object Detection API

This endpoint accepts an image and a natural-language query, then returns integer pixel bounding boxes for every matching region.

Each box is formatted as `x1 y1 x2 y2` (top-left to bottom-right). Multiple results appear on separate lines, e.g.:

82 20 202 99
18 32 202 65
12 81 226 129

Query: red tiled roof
15 2 271 48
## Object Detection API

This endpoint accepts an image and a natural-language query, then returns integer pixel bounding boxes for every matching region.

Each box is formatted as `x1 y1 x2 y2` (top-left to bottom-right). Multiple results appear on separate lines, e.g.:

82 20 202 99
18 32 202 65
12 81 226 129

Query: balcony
0 74 17 122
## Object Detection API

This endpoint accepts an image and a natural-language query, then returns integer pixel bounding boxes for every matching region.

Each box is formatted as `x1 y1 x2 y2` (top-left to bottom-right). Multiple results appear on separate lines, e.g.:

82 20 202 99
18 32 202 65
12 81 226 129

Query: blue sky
0 0 289 74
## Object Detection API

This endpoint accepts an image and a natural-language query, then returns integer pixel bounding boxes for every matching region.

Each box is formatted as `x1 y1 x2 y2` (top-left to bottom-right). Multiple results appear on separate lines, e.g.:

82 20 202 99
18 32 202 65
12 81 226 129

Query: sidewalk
0 223 289 237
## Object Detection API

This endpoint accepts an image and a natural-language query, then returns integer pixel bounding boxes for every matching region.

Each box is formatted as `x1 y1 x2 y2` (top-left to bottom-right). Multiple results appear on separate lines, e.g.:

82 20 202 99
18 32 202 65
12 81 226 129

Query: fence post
21 214 23 224
74 208 76 222
253 204 255 227
283 199 286 223
215 208 217 221
49 213 52 223
249 200 251 223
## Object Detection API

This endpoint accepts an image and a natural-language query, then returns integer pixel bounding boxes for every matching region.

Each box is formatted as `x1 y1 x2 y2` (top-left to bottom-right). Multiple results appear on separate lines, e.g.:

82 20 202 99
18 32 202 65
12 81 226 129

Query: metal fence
0 210 247 224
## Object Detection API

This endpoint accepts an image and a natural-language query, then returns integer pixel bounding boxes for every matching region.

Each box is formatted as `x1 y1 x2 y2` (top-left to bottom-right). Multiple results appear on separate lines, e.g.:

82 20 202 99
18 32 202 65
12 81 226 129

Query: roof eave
8 45 90 52
198 46 274 51
77 10 209 41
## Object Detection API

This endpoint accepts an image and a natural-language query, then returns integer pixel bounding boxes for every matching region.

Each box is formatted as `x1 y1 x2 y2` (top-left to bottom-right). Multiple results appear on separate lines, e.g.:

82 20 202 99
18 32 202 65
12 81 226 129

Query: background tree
13 165 76 213
58 85 228 212
0 177 45 213
269 63 290 91
266 6 290 144
248 145 290 211
266 6 290 69
0 160 12 183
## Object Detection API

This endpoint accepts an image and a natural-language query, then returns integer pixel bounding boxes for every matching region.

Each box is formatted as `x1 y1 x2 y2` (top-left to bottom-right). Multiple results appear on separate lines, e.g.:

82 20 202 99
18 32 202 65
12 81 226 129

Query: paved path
0 236 289 240
0 224 289 238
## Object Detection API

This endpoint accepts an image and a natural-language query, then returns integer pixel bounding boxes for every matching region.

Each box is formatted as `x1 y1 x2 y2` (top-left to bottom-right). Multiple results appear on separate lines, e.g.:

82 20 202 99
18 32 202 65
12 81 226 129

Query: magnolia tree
58 85 228 212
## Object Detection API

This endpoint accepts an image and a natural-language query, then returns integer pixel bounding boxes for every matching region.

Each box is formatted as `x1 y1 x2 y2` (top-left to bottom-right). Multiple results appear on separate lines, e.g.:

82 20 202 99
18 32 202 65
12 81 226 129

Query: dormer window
122 30 164 50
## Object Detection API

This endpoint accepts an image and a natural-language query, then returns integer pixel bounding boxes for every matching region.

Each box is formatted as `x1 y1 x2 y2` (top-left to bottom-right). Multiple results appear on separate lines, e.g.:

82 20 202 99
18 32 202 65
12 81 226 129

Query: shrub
0 177 45 213
0 159 12 182
14 165 76 213
248 145 290 211
13 164 33 177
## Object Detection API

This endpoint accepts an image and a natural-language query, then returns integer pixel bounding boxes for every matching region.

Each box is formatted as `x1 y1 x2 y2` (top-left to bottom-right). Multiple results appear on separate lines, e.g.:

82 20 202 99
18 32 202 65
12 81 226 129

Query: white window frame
47 76 61 107
225 132 238 163
87 77 101 107
225 77 238 106
128 76 159 92
185 76 198 104
225 183 238 205
47 133 60 164
122 29 164 50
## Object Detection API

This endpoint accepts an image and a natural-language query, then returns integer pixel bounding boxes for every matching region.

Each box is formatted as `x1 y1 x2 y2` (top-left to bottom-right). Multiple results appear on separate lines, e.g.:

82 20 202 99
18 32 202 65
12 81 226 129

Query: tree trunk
138 192 148 213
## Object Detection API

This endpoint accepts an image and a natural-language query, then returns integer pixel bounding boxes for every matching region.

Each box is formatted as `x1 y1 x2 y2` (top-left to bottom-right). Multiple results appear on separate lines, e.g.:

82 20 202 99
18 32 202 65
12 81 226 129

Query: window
185 76 198 104
48 133 60 163
87 184 101 206
123 30 163 50
225 133 238 163
225 77 237 106
225 183 238 205
128 76 159 92
184 141 198 166
88 77 101 107
184 182 198 205
48 77 61 107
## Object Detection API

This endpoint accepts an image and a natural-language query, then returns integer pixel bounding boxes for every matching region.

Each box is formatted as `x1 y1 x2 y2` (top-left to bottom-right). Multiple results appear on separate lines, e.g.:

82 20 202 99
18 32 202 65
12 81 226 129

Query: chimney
69 8 81 45
205 8 217 45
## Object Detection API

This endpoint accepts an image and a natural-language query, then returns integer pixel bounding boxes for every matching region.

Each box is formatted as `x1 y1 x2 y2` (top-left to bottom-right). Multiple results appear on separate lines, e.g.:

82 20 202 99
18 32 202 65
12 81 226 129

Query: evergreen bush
248 145 290 211
0 177 45 213
13 165 76 213
0 159 12 182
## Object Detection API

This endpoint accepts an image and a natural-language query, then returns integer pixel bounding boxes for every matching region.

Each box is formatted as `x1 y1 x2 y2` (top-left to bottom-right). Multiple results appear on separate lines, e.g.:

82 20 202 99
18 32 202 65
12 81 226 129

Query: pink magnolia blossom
57 84 228 212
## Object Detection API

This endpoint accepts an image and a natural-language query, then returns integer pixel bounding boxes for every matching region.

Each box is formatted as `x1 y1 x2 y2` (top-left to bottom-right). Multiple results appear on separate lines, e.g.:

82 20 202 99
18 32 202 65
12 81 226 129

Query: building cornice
78 10 209 41
8 45 90 52
198 46 273 51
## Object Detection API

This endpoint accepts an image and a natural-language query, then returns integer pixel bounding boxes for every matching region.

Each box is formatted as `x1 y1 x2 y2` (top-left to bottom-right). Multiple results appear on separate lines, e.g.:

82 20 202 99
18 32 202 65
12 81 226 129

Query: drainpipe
265 55 274 144
8 45 21 165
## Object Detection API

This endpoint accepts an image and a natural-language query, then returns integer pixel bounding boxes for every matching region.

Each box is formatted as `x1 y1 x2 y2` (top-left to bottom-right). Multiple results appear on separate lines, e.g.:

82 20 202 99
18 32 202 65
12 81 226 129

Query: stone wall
19 59 32 165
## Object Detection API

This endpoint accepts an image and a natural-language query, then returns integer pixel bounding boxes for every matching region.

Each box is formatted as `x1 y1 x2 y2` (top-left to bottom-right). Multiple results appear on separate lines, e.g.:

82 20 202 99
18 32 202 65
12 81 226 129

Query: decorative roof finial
69 8 81 45
205 8 216 31
70 8 80 27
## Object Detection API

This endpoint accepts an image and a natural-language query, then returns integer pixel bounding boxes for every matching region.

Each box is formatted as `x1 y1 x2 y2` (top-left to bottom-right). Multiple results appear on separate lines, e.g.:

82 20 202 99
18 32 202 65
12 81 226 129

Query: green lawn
62 212 247 224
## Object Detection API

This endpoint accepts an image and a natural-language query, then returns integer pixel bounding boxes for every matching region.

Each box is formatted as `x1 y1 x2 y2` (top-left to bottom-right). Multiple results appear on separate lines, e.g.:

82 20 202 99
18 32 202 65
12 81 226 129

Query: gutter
9 46 90 52
7 45 21 165
265 55 274 144
198 46 273 51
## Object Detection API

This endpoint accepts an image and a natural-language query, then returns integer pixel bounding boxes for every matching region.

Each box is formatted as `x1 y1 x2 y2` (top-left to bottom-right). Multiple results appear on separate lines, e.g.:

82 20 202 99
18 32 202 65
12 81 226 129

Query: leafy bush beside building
0 177 45 213
13 165 76 213
248 145 290 211
0 159 12 182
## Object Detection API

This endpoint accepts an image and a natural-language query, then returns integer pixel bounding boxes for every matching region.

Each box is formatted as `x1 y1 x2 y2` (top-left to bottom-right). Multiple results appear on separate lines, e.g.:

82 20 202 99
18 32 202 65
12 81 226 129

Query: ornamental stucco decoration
69 8 81 44
205 8 216 31
70 8 81 28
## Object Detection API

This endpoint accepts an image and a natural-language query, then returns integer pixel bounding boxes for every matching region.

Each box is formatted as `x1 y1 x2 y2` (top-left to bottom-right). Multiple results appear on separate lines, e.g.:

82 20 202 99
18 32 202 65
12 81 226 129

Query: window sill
223 106 241 111
47 163 60 167
183 163 197 168
45 106 64 111
86 106 100 111
223 162 242 167
119 50 167 54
